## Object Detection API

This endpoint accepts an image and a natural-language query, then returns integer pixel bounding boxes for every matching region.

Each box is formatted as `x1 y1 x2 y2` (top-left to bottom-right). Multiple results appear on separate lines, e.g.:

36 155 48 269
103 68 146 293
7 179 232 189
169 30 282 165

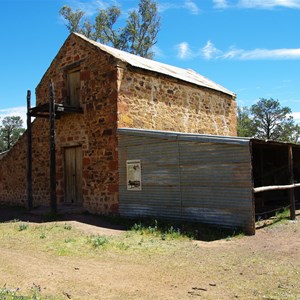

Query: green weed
275 208 290 221
63 223 72 230
0 284 42 300
40 233 46 239
131 219 190 240
64 238 75 243
88 235 109 248
18 223 28 231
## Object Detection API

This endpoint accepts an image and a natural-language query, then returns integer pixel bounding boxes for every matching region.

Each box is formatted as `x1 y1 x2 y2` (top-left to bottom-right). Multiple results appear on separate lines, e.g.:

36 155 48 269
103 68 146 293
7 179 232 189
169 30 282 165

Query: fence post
288 145 296 220
26 90 33 210
49 81 57 214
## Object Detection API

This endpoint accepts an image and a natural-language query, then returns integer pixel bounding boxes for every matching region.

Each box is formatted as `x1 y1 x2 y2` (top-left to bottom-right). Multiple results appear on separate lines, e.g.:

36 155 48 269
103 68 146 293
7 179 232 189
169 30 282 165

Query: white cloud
64 0 104 16
184 0 200 14
213 0 229 9
176 42 194 59
292 112 300 124
237 0 300 9
212 0 300 9
157 1 200 14
157 3 179 13
176 41 300 61
151 45 165 58
198 41 300 60
201 41 222 59
0 106 27 128
221 47 300 60
66 0 200 16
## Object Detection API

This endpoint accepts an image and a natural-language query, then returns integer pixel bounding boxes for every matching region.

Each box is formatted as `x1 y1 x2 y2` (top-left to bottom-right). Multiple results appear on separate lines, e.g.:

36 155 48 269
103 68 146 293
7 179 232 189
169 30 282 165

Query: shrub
88 235 108 248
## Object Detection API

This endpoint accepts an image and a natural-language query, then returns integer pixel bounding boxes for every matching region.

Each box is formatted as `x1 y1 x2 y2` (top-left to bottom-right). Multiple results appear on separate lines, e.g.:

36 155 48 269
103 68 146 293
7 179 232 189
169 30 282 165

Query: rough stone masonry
0 33 237 214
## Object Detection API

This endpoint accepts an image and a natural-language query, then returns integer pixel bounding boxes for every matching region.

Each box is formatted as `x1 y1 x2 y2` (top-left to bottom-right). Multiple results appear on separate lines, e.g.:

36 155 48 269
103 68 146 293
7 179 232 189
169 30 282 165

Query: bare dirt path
0 208 299 299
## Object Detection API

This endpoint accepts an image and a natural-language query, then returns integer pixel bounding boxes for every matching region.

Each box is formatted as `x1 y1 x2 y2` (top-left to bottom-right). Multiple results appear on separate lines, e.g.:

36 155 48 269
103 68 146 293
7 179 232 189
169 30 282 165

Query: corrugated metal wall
118 129 255 234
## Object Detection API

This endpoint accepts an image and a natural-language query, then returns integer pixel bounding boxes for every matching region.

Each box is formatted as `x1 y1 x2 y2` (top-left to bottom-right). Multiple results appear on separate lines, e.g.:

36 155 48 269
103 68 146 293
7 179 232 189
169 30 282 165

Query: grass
274 207 290 221
0 210 299 300
18 223 29 231
256 207 292 229
102 215 243 242
0 219 183 259
87 235 109 248
0 215 241 262
0 284 42 300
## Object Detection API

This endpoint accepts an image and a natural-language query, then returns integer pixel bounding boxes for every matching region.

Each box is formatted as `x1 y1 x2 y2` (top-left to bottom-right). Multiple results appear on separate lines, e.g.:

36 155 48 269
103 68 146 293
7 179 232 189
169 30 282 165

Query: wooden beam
26 90 33 210
49 81 57 214
253 183 300 193
288 145 296 220
29 102 83 118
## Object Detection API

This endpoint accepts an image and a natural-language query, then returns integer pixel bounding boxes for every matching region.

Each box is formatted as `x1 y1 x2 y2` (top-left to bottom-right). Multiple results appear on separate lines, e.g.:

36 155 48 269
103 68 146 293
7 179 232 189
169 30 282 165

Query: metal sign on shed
126 160 142 191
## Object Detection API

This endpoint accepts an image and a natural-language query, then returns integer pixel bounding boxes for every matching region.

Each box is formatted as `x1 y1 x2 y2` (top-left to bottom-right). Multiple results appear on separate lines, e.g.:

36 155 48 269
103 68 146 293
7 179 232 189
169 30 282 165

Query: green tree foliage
59 6 85 33
0 116 25 152
237 98 300 143
237 106 256 137
59 0 160 59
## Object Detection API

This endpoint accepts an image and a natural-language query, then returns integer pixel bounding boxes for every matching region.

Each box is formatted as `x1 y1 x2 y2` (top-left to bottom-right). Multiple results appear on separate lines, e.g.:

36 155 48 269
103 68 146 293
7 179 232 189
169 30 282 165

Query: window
67 68 80 107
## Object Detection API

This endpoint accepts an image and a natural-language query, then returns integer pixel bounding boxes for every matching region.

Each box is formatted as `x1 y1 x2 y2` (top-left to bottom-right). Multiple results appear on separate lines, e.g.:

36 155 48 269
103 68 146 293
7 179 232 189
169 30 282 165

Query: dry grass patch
0 212 299 299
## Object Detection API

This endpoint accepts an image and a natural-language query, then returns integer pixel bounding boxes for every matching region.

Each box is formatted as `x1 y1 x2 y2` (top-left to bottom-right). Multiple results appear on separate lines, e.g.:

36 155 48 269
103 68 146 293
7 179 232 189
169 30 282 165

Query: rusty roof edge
118 128 300 147
73 33 236 97
117 128 251 146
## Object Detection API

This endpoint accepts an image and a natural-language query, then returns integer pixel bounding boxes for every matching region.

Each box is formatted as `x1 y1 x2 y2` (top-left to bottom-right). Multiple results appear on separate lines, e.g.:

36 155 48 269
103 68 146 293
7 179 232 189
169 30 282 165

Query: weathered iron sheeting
118 128 251 145
74 33 235 97
179 141 253 230
119 136 182 220
118 128 254 234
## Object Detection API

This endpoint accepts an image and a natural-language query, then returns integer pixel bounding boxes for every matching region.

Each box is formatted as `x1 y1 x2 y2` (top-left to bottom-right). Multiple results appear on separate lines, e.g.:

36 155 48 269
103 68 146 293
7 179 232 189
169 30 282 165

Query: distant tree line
0 116 25 152
237 98 300 143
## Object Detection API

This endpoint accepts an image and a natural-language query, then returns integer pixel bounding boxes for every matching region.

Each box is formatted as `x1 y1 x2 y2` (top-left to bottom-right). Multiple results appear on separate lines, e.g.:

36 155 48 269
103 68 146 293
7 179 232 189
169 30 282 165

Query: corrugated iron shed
74 33 236 97
118 128 254 234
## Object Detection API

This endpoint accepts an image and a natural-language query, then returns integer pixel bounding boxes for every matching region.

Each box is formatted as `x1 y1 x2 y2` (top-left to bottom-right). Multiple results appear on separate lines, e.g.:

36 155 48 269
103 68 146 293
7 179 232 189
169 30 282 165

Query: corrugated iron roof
74 33 236 97
117 128 300 147
117 128 251 146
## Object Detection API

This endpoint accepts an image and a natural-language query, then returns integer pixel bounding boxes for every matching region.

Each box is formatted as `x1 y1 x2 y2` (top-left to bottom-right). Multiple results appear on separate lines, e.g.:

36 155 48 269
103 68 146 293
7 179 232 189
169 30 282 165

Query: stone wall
117 67 237 135
37 34 119 214
0 34 119 214
0 33 237 214
0 133 27 205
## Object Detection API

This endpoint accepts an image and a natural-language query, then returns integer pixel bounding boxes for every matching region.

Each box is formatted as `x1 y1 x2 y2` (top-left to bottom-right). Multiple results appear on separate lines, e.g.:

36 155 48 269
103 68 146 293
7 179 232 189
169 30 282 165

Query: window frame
66 67 81 107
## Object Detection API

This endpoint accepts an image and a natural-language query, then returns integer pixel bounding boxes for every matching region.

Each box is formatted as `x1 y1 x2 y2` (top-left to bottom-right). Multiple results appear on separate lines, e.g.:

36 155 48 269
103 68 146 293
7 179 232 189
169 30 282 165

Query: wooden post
26 90 33 210
288 145 296 220
49 81 57 214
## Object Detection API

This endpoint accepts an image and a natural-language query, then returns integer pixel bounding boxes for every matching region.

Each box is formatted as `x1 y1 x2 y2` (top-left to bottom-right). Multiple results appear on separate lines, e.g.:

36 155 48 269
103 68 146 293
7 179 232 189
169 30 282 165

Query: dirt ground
0 207 299 300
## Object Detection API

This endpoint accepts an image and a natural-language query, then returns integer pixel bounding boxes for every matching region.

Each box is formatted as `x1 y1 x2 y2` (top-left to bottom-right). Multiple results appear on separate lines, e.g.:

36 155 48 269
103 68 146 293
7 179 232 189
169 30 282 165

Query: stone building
0 32 236 214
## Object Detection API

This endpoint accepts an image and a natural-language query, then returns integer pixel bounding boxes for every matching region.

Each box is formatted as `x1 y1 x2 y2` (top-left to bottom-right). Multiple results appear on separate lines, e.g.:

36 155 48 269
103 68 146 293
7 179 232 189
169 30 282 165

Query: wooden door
64 146 83 204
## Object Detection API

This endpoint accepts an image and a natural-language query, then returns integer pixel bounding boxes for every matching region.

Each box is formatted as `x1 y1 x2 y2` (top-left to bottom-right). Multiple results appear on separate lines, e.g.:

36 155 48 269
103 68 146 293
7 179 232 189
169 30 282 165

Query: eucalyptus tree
0 116 25 152
237 98 300 143
59 0 160 59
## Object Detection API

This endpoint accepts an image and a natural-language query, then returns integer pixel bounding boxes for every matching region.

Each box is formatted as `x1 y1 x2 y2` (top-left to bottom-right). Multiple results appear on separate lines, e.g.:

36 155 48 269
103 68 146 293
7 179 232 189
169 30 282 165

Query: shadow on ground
0 205 126 231
0 205 239 242
3 205 297 241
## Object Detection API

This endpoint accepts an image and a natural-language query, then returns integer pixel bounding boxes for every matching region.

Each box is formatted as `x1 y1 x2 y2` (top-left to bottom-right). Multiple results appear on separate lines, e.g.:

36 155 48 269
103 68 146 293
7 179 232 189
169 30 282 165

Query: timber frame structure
26 83 83 213
251 139 300 221
117 128 299 235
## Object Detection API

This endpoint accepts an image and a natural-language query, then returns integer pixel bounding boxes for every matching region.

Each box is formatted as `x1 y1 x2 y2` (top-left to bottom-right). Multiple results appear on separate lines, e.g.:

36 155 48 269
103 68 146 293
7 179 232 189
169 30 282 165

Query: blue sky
1 0 300 125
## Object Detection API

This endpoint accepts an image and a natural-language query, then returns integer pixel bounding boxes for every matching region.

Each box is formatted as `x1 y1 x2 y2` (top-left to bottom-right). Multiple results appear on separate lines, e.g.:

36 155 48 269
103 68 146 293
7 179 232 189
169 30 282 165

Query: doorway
64 146 83 204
